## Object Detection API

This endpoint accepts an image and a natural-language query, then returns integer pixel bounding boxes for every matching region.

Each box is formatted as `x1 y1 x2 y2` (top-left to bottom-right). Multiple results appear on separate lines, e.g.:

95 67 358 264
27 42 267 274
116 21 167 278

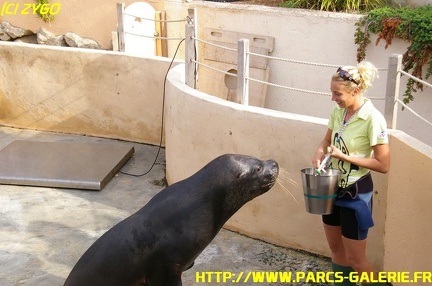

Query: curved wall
165 64 388 267
165 63 432 272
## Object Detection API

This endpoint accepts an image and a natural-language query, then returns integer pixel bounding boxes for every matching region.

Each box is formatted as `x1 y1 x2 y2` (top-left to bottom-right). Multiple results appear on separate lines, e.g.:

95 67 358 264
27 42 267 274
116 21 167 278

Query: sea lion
64 154 279 286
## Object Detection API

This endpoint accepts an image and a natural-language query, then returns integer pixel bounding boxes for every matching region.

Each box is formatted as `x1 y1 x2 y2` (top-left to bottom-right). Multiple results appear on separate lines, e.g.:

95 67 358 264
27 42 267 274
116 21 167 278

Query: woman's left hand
329 144 390 174
329 145 345 160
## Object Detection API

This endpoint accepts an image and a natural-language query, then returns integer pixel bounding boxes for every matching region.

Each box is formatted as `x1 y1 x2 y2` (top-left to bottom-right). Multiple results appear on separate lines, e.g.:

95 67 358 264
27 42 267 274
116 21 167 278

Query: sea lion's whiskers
276 178 300 206
277 169 299 187
278 174 299 187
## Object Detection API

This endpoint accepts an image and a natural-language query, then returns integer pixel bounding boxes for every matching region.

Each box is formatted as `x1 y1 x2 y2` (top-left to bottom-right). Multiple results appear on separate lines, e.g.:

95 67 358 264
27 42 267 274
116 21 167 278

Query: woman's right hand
312 150 325 169
312 129 333 169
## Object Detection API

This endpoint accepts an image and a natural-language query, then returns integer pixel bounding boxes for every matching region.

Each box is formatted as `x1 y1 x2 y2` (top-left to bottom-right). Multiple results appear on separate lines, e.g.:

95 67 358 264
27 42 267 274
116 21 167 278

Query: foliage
35 0 55 22
281 0 390 12
355 5 432 104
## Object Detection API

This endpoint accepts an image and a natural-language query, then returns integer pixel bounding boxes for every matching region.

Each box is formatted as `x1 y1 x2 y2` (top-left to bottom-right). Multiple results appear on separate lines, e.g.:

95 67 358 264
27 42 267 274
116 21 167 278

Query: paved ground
0 126 331 286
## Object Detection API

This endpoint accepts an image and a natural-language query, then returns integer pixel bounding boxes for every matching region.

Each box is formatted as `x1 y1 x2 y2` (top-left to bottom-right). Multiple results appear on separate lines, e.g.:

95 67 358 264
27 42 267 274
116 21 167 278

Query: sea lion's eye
255 166 262 173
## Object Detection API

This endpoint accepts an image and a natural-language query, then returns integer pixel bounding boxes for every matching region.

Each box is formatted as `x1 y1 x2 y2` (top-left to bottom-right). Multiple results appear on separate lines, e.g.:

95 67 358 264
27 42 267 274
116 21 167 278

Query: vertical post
160 11 168 57
384 54 402 129
117 3 125 52
237 39 250 105
154 11 168 57
111 31 119 51
185 8 197 88
155 11 163 56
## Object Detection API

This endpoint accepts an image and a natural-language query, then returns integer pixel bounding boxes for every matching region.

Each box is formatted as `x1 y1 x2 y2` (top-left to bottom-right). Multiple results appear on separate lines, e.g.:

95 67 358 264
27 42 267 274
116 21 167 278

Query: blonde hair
332 61 379 93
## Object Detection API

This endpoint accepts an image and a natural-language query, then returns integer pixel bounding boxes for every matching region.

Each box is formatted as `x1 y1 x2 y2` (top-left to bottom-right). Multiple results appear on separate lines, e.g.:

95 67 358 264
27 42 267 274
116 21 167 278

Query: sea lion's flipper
184 261 195 271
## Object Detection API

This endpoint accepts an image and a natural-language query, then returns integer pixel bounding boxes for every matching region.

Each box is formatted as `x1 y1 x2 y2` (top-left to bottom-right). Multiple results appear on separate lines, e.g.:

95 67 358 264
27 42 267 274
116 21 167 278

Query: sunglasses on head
337 67 359 85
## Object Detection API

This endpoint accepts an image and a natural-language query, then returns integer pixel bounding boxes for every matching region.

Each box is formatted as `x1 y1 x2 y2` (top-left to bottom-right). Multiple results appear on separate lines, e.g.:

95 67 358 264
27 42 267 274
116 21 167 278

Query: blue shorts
322 173 374 240
322 202 371 240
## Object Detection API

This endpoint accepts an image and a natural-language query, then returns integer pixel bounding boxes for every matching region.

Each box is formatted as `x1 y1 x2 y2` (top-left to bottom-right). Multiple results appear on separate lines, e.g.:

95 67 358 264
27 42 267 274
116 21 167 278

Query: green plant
355 5 432 104
281 0 389 12
35 0 55 22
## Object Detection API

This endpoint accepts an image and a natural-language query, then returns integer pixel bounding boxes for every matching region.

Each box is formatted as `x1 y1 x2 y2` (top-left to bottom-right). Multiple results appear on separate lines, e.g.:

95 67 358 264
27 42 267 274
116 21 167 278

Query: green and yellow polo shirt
328 98 389 188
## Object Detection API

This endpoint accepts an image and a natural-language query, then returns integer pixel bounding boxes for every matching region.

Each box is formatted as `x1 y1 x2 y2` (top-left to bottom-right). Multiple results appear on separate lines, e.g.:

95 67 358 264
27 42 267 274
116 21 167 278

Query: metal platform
0 140 134 190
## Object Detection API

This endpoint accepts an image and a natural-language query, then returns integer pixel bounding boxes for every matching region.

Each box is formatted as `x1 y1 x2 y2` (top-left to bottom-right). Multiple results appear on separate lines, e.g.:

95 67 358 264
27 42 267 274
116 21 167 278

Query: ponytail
333 61 378 93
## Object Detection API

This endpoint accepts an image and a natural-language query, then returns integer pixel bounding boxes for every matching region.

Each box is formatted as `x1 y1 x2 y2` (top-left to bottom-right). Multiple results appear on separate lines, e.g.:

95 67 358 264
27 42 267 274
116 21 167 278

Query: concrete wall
1 1 431 145
165 63 432 274
0 41 179 144
382 131 432 273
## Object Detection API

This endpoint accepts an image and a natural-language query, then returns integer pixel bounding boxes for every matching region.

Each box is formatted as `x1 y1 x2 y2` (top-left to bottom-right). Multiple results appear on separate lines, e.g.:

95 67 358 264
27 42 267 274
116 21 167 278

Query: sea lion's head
201 154 279 214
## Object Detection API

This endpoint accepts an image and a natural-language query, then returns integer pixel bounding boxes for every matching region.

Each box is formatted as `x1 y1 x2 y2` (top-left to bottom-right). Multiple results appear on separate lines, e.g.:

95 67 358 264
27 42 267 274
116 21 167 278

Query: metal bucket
300 168 341 215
